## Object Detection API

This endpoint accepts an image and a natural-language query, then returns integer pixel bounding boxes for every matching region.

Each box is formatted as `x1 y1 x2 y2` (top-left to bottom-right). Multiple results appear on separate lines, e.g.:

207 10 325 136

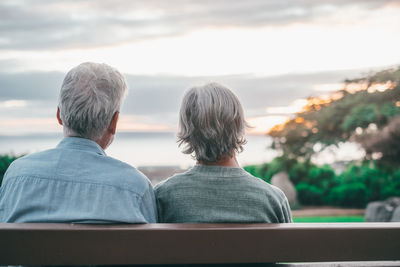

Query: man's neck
95 133 113 150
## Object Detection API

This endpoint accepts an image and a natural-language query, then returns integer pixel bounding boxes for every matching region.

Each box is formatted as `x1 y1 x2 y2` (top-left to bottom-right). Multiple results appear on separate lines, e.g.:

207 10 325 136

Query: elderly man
0 62 157 223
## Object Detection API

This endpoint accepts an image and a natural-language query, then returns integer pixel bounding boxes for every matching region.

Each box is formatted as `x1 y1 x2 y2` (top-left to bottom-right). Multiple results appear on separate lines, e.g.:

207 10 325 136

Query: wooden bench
0 223 400 266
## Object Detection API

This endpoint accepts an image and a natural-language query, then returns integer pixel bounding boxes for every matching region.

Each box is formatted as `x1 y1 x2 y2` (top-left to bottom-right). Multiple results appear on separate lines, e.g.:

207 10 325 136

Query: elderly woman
155 83 292 223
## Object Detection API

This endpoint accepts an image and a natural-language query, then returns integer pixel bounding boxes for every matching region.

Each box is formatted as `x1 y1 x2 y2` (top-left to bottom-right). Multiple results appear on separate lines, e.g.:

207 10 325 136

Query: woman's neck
198 155 240 167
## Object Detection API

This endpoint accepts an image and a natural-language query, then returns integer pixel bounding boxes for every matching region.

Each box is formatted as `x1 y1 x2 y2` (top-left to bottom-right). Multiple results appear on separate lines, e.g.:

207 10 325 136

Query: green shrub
243 165 258 177
359 163 389 201
245 157 399 208
262 158 284 182
244 163 270 181
254 163 270 181
381 183 400 199
296 183 324 205
260 156 300 182
327 182 368 208
307 164 336 191
338 162 392 202
381 169 400 199
0 154 20 186
288 161 310 184
245 157 293 183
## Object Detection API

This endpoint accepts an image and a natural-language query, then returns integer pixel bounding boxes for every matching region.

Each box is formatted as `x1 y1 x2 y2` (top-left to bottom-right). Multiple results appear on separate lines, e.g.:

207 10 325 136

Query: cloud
247 115 288 135
0 67 369 129
0 65 393 135
0 117 60 135
0 99 27 108
0 71 63 100
0 0 395 50
113 69 369 119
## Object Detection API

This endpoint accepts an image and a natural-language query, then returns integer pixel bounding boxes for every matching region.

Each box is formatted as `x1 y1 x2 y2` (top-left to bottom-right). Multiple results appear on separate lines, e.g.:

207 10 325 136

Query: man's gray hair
59 62 127 140
178 82 247 163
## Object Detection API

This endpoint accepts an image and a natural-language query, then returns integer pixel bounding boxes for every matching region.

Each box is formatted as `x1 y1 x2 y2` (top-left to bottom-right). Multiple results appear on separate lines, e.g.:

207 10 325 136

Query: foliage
296 183 324 205
244 163 270 181
381 169 400 199
245 158 400 208
338 162 394 202
327 162 398 208
268 66 400 165
341 104 378 132
243 164 258 177
250 67 400 207
244 156 298 183
0 154 20 186
292 163 334 204
327 183 368 208
358 116 400 164
288 160 310 184
305 164 336 191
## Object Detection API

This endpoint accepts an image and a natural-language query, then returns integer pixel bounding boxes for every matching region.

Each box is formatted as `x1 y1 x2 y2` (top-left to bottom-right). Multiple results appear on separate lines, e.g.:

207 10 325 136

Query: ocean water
0 132 279 168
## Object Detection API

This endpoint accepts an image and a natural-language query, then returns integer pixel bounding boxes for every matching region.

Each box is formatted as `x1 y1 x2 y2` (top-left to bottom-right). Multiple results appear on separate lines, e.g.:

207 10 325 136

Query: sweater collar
189 164 247 177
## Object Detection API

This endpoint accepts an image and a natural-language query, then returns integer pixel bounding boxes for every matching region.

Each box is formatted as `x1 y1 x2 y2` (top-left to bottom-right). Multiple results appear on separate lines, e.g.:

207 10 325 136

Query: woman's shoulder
154 170 194 194
242 172 287 201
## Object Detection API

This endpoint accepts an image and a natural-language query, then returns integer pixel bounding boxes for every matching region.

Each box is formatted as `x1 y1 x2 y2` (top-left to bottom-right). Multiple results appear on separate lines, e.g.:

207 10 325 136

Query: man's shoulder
103 156 151 186
4 149 58 178
65 150 153 193
12 148 57 163
4 148 152 193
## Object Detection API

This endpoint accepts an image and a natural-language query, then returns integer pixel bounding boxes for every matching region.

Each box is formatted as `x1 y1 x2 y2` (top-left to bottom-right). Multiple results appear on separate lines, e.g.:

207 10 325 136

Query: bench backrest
1 223 400 265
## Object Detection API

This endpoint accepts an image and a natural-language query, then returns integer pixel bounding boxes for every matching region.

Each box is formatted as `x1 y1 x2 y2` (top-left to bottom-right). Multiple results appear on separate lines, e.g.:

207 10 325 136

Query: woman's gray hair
178 82 247 163
59 62 127 140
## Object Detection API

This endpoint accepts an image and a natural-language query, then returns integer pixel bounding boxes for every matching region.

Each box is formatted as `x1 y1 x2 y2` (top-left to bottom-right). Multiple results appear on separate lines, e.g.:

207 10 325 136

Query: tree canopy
268 66 400 166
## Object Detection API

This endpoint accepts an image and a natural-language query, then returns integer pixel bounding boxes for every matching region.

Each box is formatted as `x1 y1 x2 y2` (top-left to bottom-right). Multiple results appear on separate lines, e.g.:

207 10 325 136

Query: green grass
293 216 364 223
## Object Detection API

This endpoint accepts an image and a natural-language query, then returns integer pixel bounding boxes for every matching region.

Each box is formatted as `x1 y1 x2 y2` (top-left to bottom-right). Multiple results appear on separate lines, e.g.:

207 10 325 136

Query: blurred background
1 0 400 221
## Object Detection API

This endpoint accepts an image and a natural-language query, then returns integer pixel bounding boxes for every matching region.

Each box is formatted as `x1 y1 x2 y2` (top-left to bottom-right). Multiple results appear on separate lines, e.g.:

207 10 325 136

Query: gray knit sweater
154 165 293 223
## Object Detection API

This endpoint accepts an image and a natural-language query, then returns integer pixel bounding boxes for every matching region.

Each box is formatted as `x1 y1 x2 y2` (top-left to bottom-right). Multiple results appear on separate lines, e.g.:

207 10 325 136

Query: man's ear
56 107 63 126
108 111 119 135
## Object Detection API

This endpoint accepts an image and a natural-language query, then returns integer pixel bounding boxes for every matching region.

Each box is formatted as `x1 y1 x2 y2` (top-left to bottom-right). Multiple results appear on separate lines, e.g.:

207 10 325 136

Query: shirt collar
57 137 106 156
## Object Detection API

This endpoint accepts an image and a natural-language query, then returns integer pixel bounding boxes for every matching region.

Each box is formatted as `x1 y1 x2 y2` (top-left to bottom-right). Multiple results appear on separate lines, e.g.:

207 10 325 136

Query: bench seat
0 223 399 266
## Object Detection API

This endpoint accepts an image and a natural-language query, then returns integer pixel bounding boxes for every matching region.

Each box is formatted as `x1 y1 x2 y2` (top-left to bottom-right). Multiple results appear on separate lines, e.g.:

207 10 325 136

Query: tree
268 66 400 165
357 116 400 165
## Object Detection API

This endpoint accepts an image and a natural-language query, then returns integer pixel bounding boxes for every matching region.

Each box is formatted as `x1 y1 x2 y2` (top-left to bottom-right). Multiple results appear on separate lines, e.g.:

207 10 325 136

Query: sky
1 0 400 135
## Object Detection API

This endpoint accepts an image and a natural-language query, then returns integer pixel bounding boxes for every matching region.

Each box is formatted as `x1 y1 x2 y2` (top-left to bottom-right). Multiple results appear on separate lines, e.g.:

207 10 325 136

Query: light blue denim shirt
0 137 157 223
